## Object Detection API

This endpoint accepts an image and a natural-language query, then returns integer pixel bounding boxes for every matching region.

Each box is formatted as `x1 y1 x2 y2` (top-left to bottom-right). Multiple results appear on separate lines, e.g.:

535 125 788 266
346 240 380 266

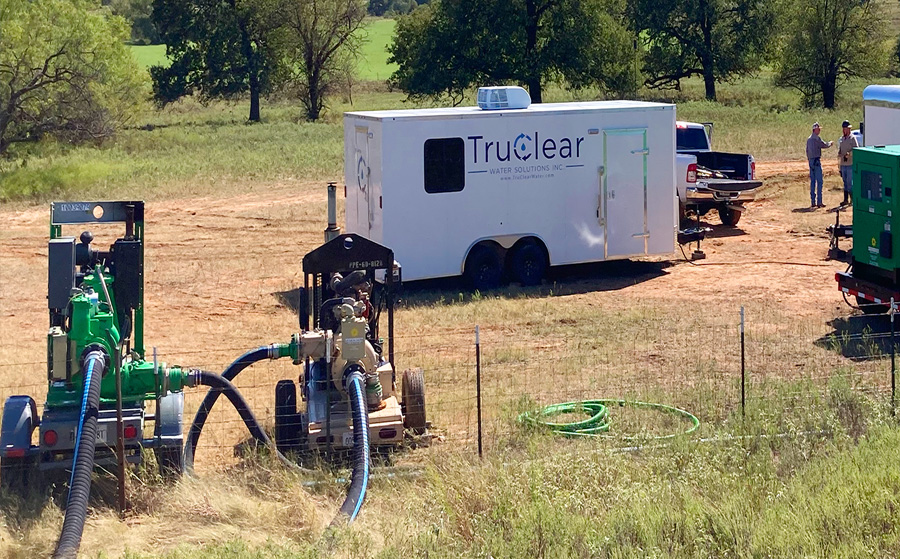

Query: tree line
0 0 896 157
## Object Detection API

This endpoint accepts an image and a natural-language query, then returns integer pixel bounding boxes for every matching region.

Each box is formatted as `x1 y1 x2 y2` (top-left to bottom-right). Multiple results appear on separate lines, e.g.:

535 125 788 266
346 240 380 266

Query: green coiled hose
518 399 700 440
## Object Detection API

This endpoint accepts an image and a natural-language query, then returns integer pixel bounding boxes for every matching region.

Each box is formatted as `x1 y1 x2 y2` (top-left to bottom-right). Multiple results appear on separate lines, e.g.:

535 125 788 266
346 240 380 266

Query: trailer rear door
603 128 648 258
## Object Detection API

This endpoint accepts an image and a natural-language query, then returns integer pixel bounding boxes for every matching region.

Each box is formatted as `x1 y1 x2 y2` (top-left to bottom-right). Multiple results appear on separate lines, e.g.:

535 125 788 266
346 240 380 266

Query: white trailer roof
864 85 900 106
346 100 674 121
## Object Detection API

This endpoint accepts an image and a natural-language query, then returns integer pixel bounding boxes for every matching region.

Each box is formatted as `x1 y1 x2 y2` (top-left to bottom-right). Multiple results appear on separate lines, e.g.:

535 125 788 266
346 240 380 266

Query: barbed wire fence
0 304 897 466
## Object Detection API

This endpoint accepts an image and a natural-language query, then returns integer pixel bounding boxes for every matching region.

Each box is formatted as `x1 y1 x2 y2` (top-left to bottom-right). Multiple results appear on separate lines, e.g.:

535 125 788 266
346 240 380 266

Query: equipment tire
1 455 36 498
718 206 742 226
401 368 427 435
275 380 303 454
464 244 502 291
856 296 889 315
509 241 547 286
155 444 184 480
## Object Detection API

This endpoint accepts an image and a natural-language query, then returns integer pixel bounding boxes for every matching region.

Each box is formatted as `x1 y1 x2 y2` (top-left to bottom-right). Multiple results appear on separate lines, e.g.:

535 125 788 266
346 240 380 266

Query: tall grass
44 375 891 559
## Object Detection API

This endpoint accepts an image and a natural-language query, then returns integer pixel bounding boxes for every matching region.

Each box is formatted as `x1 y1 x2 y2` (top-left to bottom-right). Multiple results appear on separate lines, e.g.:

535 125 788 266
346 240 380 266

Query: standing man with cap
807 122 833 208
837 119 858 206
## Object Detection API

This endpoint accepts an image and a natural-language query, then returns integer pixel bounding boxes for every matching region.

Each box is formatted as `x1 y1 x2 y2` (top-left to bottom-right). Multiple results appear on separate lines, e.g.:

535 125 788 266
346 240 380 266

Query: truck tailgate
702 178 763 193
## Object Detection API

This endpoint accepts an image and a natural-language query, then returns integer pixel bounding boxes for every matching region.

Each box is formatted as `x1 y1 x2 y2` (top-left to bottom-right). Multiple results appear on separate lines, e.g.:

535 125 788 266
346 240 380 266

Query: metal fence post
891 297 897 416
476 325 483 458
740 306 745 418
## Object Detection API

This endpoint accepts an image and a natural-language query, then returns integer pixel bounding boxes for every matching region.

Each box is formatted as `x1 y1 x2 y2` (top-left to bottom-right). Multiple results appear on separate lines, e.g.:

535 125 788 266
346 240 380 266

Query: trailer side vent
477 86 531 110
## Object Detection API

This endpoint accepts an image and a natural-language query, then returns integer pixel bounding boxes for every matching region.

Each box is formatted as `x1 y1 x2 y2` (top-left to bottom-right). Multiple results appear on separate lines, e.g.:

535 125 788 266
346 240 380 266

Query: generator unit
836 146 900 311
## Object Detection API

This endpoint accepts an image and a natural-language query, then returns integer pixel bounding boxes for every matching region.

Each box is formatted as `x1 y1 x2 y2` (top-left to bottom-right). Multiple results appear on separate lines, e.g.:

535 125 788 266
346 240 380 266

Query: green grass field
128 18 397 81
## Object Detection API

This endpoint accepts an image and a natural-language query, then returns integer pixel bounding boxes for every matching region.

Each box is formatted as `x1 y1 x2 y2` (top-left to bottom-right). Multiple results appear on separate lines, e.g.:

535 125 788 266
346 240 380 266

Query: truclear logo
468 132 584 164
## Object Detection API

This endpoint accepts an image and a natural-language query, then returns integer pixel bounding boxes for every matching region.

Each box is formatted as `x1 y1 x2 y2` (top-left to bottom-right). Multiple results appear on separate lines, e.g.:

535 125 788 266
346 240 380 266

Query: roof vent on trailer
477 86 531 110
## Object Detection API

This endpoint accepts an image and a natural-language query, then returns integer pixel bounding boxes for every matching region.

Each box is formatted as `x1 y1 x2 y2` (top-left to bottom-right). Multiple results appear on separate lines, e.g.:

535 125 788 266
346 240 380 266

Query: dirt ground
0 158 855 449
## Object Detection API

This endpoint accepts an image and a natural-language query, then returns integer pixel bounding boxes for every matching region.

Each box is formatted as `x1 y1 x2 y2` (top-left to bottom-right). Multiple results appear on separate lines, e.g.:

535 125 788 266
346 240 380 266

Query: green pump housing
852 146 900 278
45 202 191 409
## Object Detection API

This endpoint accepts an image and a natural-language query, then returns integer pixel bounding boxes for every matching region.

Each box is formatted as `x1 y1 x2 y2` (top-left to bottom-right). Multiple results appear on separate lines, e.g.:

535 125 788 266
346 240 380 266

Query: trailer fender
1 396 38 454
156 392 184 446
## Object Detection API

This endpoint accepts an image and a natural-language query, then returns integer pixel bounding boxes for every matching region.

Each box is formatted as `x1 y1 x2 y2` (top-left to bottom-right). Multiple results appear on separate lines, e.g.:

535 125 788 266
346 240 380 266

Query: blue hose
336 371 370 524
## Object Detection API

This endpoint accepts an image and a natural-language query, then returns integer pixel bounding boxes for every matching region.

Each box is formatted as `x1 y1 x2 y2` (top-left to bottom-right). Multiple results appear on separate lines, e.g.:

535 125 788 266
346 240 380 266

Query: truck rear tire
509 241 547 286
718 206 742 226
464 244 502 291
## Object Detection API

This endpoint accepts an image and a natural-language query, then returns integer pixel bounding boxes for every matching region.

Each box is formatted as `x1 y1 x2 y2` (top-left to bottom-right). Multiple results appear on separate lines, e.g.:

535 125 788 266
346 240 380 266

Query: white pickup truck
676 121 763 226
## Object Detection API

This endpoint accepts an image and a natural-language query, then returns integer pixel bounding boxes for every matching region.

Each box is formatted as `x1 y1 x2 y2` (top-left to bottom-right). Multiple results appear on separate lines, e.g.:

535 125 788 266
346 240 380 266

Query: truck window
861 170 884 202
424 138 465 193
676 128 708 150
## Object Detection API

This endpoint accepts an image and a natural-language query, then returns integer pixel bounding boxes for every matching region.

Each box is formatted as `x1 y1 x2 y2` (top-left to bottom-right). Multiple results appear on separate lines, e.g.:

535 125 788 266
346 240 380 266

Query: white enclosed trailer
343 96 677 288
863 85 900 146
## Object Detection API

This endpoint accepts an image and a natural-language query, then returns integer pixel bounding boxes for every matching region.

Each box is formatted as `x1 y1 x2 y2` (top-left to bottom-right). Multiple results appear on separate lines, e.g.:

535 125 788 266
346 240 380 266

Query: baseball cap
842 120 851 128
812 122 820 130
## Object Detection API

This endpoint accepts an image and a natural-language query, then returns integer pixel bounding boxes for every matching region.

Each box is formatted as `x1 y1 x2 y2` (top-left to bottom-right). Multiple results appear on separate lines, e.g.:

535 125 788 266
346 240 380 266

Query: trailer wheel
856 296 889 315
155 444 184 480
718 206 742 226
464 244 502 291
1 455 37 498
402 368 427 435
275 380 305 454
509 241 547 286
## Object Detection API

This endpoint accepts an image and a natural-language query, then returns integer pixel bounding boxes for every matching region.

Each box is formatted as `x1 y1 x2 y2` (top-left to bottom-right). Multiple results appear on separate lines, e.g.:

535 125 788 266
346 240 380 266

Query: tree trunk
823 66 837 109
238 19 261 122
699 0 716 101
249 79 260 122
703 68 716 101
528 78 542 104
307 65 321 121
524 0 541 103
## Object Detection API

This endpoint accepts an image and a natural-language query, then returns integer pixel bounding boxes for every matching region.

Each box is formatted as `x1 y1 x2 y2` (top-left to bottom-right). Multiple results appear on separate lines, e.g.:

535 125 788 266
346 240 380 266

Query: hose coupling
342 363 366 390
184 368 203 389
80 344 109 373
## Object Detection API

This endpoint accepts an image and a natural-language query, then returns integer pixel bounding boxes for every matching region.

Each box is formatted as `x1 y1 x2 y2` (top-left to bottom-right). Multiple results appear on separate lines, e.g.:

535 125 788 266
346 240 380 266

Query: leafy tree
388 0 637 104
628 0 774 101
150 0 284 121
0 0 145 155
775 0 889 109
280 0 367 120
110 0 160 44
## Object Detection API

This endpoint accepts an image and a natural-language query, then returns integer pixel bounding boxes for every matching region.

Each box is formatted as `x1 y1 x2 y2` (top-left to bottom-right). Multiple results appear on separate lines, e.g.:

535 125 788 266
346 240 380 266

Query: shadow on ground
274 259 674 310
816 314 899 361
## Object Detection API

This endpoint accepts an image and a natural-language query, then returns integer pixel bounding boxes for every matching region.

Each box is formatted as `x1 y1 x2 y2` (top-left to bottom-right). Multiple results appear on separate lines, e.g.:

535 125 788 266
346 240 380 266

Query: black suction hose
184 347 273 470
193 371 272 448
53 350 107 559
334 369 370 525
188 370 313 474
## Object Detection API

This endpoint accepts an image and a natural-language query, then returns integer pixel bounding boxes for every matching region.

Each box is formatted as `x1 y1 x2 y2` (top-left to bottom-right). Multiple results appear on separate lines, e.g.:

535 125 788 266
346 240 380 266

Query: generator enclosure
343 100 677 282
852 146 900 279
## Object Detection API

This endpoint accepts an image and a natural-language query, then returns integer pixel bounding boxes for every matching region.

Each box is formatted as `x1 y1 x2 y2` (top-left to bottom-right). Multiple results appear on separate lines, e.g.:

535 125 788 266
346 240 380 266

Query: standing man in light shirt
806 122 833 209
837 119 858 206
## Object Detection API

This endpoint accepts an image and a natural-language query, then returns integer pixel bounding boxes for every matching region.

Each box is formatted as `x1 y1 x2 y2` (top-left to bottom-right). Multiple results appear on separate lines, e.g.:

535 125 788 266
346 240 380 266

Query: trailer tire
155 445 184 480
509 241 547 286
275 380 306 454
718 206 741 226
402 368 427 435
464 244 502 291
856 296 889 315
